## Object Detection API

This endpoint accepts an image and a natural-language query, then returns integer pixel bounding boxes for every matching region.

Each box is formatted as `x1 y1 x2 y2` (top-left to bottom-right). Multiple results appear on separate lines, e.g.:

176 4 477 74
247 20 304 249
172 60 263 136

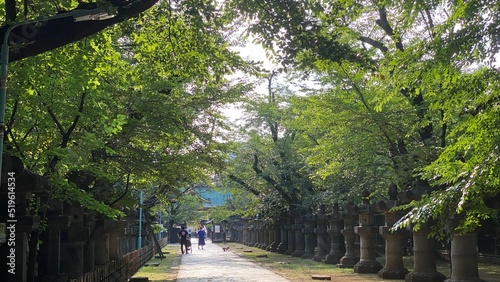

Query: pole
0 21 21 185
158 211 162 239
138 190 143 249
0 39 9 185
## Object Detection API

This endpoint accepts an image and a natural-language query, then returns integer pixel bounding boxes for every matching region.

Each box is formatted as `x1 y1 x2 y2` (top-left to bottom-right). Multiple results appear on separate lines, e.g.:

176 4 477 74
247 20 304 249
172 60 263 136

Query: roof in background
194 186 230 208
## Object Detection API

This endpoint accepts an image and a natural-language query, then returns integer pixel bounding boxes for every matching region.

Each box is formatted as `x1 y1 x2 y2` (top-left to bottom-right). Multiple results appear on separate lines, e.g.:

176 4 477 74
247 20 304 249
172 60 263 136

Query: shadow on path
176 238 290 282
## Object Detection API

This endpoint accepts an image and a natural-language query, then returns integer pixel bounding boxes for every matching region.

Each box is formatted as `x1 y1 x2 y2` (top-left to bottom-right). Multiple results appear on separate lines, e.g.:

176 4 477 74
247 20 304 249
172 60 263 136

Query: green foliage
225 0 500 235
221 73 320 222
50 176 125 220
3 1 249 220
150 223 165 234
288 64 418 197
163 192 204 226
3 0 500 237
208 206 236 223
405 67 500 234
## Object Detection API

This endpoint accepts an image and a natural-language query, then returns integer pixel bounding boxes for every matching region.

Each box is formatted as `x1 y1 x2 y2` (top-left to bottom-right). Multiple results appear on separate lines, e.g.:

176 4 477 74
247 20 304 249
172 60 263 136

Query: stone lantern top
358 190 375 226
317 204 326 215
316 204 327 221
388 182 398 200
361 190 370 205
305 210 314 221
341 202 359 227
358 190 373 213
376 183 402 212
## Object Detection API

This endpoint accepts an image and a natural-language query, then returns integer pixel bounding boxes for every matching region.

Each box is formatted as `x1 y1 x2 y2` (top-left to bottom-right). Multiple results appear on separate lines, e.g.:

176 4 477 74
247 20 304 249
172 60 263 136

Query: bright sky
222 39 274 123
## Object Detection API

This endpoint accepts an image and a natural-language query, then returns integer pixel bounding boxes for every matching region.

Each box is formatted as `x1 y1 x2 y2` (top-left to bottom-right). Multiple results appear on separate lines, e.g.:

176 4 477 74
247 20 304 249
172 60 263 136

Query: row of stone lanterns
228 183 488 282
0 153 159 281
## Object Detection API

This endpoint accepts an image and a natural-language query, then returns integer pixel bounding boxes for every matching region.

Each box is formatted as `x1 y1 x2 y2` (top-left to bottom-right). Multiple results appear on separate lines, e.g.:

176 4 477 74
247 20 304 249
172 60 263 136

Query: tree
4 1 252 279
3 0 251 237
226 0 500 234
225 72 317 221
287 66 418 204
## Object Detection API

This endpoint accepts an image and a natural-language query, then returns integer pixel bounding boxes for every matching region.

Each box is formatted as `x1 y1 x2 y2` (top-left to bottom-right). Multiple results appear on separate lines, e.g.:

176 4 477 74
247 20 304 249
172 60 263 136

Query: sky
222 39 273 123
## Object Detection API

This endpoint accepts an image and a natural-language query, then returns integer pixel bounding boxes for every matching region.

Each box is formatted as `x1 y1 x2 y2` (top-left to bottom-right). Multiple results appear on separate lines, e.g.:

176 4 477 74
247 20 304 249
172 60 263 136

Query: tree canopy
221 0 500 236
1 0 250 219
1 0 499 238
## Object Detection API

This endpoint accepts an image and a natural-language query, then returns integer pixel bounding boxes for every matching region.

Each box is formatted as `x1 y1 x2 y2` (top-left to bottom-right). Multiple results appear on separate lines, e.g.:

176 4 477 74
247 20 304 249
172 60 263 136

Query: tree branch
62 92 87 148
252 154 295 204
5 100 28 159
46 91 87 171
109 173 130 206
359 36 388 54
5 0 17 22
44 103 65 136
376 7 404 51
228 174 260 196
6 99 17 137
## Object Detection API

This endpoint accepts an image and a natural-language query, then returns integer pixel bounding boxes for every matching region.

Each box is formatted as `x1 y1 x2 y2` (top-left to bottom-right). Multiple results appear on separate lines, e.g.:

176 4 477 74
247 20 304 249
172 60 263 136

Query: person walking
197 227 206 250
178 226 190 254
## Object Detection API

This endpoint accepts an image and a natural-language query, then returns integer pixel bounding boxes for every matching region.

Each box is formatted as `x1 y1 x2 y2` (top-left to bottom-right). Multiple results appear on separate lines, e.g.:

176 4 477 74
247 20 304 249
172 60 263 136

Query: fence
69 237 168 282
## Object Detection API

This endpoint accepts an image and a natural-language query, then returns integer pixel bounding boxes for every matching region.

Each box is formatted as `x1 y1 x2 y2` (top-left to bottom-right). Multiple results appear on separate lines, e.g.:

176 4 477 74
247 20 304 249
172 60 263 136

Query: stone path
176 238 290 282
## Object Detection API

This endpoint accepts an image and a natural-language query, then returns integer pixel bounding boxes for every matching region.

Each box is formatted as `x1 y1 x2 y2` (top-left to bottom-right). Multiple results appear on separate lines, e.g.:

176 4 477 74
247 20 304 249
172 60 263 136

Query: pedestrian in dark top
197 227 206 249
178 226 190 254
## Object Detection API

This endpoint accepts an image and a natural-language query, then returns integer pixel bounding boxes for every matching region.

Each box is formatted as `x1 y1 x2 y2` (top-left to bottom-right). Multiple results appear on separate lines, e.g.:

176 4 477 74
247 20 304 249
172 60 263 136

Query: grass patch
219 242 383 282
131 242 499 282
219 242 500 282
131 245 181 282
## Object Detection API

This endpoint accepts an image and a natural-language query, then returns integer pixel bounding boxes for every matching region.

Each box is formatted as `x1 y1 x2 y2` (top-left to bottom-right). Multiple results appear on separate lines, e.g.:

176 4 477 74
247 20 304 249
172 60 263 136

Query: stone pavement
176 238 290 282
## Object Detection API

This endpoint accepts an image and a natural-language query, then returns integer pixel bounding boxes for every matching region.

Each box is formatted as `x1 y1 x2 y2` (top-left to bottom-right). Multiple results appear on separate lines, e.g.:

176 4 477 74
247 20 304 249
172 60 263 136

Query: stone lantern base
379 266 409 279
354 260 383 273
337 256 359 268
405 271 446 282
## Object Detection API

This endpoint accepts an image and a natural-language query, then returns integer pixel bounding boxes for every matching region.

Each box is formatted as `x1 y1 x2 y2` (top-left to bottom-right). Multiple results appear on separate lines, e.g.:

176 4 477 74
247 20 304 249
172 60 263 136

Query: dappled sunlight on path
176 238 290 282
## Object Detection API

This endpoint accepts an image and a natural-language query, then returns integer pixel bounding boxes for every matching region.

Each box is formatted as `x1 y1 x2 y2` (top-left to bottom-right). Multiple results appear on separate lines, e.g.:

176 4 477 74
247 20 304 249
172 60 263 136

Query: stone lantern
324 203 343 264
376 183 409 279
444 213 486 282
337 203 360 268
302 210 316 259
353 190 383 273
